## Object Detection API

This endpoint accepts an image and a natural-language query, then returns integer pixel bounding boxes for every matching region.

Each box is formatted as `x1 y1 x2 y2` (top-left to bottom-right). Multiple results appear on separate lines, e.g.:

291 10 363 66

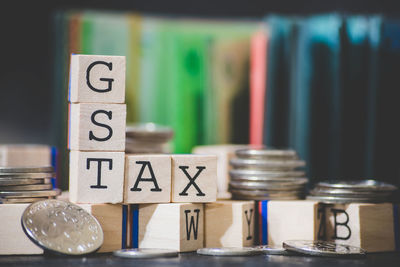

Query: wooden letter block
205 200 255 247
258 200 322 246
124 154 171 204
0 144 52 167
68 103 126 151
0 204 43 255
131 203 204 252
69 151 125 204
79 204 127 252
324 203 397 252
192 145 248 199
171 155 217 203
69 54 125 103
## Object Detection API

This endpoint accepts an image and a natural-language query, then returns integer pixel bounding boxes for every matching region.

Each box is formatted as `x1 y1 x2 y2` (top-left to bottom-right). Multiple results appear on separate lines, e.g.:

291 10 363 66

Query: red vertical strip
250 29 268 145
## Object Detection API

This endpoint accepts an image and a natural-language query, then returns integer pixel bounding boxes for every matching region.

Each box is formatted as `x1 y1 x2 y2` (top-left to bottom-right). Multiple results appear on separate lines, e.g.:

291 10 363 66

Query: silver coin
283 240 366 257
236 149 297 160
0 166 54 173
229 180 306 191
232 194 302 201
0 188 61 198
0 197 51 204
197 247 262 256
0 184 53 191
230 158 305 171
0 178 51 186
21 199 104 255
113 248 178 258
0 172 55 178
230 176 308 185
230 169 306 179
317 180 397 192
230 188 304 197
126 123 174 141
306 195 386 204
254 245 292 255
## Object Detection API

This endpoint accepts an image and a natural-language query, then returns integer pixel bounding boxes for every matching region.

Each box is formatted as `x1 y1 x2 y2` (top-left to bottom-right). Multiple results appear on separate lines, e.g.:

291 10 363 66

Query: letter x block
258 200 322 246
323 203 397 252
69 54 125 103
124 154 171 203
205 200 255 247
69 151 125 204
131 203 204 252
171 155 217 203
69 103 126 151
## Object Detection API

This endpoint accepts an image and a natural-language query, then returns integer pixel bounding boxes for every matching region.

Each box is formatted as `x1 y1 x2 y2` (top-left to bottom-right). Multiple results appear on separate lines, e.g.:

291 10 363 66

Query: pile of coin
0 166 60 204
126 123 174 154
307 180 398 204
229 148 308 200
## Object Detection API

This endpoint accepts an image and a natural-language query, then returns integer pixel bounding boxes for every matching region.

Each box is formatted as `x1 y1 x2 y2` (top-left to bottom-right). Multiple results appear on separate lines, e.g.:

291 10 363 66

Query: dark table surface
1 252 400 267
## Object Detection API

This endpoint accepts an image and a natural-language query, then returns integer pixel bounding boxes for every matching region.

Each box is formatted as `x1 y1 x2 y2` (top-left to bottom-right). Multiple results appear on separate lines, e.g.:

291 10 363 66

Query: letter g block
69 54 125 103
68 103 126 151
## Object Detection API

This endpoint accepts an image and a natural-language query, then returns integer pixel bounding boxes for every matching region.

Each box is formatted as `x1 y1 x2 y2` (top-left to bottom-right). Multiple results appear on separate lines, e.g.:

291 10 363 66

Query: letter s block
130 203 204 252
69 54 125 103
69 151 125 204
123 155 171 204
325 203 397 252
68 103 126 151
171 155 217 203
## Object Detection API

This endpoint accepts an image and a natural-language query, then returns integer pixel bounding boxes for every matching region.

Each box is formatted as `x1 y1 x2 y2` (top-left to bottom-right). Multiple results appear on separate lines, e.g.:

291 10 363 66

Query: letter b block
69 54 125 103
69 103 126 151
132 203 204 252
171 155 217 203
124 155 171 203
69 151 125 203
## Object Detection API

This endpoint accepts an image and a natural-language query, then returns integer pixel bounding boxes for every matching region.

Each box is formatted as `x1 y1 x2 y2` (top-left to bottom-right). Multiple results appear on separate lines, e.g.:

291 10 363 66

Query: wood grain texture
137 203 204 252
205 200 255 247
69 151 125 204
171 155 217 203
69 54 125 104
68 103 126 151
123 154 171 204
0 144 52 167
0 204 43 255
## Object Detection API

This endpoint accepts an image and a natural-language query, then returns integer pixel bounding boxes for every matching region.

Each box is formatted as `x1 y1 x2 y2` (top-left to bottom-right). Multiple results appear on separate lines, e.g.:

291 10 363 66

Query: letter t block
69 151 125 204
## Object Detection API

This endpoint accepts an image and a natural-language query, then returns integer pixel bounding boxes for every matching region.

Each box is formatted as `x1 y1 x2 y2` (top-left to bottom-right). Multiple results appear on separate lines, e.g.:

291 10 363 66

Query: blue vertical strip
51 146 57 188
122 205 127 249
261 200 268 245
393 204 399 251
132 204 139 248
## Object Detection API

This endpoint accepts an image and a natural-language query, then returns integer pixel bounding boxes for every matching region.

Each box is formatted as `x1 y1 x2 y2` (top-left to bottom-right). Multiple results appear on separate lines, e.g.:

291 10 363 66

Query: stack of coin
0 166 60 204
125 123 174 154
229 148 308 200
307 180 398 204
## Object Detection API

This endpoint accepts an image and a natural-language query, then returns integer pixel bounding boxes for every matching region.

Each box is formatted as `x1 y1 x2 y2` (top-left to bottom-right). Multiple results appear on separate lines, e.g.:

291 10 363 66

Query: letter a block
69 151 124 204
258 200 322 246
171 155 217 203
131 203 204 252
124 155 171 203
324 203 397 252
205 200 255 247
69 54 125 103
69 103 126 151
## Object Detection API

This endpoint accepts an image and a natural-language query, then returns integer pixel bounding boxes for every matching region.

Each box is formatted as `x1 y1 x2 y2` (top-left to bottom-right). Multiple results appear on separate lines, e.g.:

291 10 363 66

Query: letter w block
123 155 171 203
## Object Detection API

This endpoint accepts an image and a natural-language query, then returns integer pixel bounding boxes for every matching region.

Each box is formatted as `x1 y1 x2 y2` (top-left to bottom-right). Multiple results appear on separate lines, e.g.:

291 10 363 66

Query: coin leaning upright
21 199 104 255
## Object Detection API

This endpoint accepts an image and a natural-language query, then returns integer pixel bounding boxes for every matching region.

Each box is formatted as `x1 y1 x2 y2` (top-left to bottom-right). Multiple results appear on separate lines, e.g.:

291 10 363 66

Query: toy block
323 203 398 252
192 145 248 199
205 200 255 247
123 154 171 204
68 103 126 151
0 204 43 255
79 204 128 252
0 144 52 167
69 54 125 104
258 200 322 246
171 155 217 203
131 203 204 252
69 151 125 204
